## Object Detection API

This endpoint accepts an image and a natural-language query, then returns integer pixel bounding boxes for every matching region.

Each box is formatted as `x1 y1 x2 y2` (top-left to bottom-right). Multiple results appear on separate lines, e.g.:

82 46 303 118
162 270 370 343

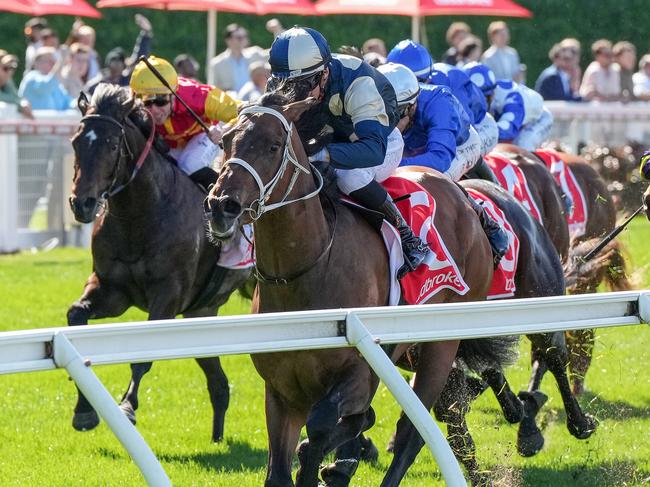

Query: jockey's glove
308 147 330 164
640 150 650 180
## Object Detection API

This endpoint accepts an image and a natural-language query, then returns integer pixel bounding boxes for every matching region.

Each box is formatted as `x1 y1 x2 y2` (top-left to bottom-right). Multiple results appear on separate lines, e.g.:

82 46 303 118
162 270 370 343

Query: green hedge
2 0 650 86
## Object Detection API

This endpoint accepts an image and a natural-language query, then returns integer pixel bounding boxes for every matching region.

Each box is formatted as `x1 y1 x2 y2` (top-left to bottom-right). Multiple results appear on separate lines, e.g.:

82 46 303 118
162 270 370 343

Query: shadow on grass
155 439 267 473
519 461 650 486
580 391 650 421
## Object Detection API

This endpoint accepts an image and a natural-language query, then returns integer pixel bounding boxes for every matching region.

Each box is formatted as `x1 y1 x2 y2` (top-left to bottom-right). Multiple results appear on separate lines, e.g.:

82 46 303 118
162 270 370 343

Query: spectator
362 38 387 58
174 54 200 81
442 22 471 65
559 38 583 94
18 47 73 110
265 19 285 40
209 24 267 93
24 17 48 73
61 43 90 99
84 14 153 93
0 52 33 118
237 61 270 102
481 20 522 82
579 39 620 101
456 35 483 67
633 54 650 100
535 43 581 101
613 41 637 100
67 22 100 79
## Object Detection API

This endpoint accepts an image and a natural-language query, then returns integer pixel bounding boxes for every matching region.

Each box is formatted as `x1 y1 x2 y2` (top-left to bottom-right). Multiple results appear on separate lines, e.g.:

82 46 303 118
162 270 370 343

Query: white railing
1 291 649 486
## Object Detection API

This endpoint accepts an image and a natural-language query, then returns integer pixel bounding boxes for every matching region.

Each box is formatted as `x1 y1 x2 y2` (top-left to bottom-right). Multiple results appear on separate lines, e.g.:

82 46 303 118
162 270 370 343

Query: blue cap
462 61 497 96
386 40 433 81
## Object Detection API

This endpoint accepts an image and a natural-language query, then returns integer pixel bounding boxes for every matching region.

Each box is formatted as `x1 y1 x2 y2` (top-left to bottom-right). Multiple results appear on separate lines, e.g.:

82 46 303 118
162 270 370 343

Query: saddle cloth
484 152 543 223
466 188 520 299
382 176 470 305
534 149 588 239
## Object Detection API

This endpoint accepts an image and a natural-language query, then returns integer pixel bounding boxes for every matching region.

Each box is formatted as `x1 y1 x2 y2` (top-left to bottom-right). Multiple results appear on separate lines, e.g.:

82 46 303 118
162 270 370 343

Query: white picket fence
2 291 649 486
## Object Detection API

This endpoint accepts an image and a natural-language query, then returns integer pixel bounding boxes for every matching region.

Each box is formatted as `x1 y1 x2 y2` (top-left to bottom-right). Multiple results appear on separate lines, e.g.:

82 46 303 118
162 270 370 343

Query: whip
582 204 644 262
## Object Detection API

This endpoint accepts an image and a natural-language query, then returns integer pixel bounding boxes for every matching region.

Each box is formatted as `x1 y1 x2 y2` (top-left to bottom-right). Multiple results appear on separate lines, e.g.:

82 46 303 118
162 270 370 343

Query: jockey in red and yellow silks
130 56 238 189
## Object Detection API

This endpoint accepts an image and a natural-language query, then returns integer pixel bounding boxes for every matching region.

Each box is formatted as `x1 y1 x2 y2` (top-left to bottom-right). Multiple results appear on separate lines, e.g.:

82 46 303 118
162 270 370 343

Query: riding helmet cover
386 40 434 81
463 61 497 96
377 62 420 107
269 27 332 80
130 56 178 97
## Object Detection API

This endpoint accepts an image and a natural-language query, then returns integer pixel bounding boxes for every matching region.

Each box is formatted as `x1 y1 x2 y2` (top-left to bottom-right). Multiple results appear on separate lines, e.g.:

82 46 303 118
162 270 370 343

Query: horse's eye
270 144 281 153
111 145 118 152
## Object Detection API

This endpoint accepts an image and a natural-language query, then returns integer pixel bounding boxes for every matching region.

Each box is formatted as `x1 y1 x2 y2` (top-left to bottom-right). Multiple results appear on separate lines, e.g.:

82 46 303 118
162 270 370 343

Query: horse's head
69 86 138 223
206 93 317 239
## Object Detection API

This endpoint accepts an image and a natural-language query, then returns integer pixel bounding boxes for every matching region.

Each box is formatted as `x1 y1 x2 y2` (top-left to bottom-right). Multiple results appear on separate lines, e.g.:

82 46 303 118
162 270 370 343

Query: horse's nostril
222 198 242 218
83 198 97 211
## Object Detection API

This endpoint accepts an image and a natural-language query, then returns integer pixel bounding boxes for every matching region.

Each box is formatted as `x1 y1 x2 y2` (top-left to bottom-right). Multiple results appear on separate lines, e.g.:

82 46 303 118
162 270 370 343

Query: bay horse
206 93 517 487
67 85 251 441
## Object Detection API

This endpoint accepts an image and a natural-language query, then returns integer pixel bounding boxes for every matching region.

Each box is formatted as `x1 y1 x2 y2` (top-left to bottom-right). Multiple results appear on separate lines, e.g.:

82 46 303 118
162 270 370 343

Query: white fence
1 291 649 487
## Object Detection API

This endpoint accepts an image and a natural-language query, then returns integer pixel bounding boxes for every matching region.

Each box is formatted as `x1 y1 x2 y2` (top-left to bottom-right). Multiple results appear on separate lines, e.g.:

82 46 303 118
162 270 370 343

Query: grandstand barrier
1 291 649 486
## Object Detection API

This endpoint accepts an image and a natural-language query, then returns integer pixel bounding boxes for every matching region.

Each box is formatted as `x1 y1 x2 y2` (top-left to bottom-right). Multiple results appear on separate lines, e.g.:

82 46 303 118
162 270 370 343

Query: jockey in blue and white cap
386 39 434 81
379 62 509 264
268 26 429 278
464 62 554 151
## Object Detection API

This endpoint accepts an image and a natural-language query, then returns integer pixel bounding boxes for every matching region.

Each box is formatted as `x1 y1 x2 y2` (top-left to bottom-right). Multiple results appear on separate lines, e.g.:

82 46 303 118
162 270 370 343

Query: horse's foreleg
195 357 229 442
264 386 303 487
565 328 595 395
380 340 459 487
534 332 598 440
67 274 130 431
481 367 524 424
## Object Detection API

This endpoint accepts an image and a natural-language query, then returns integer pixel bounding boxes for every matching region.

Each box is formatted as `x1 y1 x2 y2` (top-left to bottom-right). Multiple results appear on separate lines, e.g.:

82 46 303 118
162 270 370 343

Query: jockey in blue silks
267 27 429 277
464 62 554 151
379 62 509 265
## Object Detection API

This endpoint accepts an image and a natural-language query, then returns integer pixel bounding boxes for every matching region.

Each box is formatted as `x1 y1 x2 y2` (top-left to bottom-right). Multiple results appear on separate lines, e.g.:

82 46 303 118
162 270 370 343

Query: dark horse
207 94 517 487
67 85 251 441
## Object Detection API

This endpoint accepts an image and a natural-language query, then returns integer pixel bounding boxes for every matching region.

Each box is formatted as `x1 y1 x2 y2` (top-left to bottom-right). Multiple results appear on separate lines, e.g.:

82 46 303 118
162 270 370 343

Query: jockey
387 40 499 183
463 62 554 151
129 55 238 189
268 27 429 278
379 62 509 265
640 150 650 180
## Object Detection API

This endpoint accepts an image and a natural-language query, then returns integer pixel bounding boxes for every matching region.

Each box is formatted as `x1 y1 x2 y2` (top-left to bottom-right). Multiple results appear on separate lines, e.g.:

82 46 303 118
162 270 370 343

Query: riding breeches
513 107 554 151
335 127 404 195
169 132 221 176
444 126 482 181
476 113 499 157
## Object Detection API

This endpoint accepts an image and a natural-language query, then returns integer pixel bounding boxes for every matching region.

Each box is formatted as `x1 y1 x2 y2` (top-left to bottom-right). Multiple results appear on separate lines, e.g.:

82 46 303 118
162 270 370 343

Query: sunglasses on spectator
143 97 170 107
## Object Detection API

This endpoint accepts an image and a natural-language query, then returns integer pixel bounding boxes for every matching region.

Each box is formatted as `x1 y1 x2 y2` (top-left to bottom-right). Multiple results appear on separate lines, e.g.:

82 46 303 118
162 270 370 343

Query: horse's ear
283 97 318 123
78 92 89 115
121 94 135 113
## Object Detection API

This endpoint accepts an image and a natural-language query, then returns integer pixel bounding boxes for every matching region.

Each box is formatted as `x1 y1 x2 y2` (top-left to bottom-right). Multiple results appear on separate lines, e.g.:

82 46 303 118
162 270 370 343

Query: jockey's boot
466 157 501 185
190 167 219 192
351 181 430 279
468 196 509 266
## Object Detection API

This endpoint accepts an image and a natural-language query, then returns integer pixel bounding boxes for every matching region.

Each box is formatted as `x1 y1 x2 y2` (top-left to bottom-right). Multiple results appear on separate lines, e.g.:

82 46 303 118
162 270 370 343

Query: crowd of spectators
3 15 650 117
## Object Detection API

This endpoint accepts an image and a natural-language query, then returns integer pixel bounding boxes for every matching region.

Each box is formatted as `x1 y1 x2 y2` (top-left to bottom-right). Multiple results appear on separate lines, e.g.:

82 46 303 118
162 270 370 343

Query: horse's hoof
359 436 379 463
119 402 137 425
72 410 100 431
517 416 544 458
320 459 358 487
567 413 598 439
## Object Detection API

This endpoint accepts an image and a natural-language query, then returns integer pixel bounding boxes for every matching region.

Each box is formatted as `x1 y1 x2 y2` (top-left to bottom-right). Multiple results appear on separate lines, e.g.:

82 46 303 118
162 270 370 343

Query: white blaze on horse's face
84 129 98 146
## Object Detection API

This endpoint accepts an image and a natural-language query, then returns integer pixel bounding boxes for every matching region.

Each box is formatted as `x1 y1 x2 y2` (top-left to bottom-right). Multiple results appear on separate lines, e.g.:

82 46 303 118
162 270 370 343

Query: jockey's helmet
269 27 331 82
428 65 451 87
463 62 497 96
130 56 178 98
386 40 433 81
378 63 419 110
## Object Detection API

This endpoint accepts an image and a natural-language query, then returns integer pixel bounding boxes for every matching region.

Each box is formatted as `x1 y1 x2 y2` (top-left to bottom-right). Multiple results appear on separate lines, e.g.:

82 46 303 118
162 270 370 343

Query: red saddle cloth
466 188 520 299
484 153 543 223
382 176 470 305
534 149 588 239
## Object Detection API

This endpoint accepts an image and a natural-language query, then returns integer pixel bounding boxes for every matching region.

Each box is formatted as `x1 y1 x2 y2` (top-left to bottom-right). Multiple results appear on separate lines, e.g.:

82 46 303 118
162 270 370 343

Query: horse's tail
456 335 520 374
564 237 631 293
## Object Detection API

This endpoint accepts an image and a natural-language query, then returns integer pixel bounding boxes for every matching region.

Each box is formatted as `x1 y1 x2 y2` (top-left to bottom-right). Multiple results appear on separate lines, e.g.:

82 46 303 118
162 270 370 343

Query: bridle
78 109 155 201
222 105 323 221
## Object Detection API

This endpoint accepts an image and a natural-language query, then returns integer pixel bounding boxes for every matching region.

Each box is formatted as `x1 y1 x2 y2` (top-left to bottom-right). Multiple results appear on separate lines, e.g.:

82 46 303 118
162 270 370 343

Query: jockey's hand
308 147 330 164
639 150 650 180
135 14 153 34
396 104 416 133
208 125 223 145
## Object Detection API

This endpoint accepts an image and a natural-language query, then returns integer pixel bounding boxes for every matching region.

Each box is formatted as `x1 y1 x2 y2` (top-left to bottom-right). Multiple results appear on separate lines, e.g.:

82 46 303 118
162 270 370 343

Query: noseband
78 111 155 200
223 105 323 220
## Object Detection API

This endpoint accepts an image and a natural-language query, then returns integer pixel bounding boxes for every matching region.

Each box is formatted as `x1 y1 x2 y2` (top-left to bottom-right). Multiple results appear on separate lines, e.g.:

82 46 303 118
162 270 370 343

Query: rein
223 105 324 220
79 111 155 200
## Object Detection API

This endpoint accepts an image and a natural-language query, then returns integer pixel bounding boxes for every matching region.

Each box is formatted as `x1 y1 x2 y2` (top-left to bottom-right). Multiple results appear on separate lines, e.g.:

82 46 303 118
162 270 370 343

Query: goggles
142 96 170 108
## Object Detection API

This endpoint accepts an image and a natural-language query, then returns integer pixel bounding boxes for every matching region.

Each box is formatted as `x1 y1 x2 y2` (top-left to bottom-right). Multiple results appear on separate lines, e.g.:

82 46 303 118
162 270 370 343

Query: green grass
0 220 649 486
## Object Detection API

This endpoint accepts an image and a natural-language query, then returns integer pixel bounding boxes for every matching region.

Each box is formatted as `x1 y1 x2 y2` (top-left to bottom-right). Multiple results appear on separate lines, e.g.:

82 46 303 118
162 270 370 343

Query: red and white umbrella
315 0 532 41
0 0 102 18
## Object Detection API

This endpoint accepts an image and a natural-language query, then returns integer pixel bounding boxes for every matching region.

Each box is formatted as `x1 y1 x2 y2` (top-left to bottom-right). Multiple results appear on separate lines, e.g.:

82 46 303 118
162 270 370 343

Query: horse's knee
306 399 339 445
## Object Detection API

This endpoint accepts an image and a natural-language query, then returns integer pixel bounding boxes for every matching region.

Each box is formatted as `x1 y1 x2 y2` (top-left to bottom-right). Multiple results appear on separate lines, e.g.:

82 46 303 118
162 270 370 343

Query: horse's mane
258 90 332 156
90 83 131 115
